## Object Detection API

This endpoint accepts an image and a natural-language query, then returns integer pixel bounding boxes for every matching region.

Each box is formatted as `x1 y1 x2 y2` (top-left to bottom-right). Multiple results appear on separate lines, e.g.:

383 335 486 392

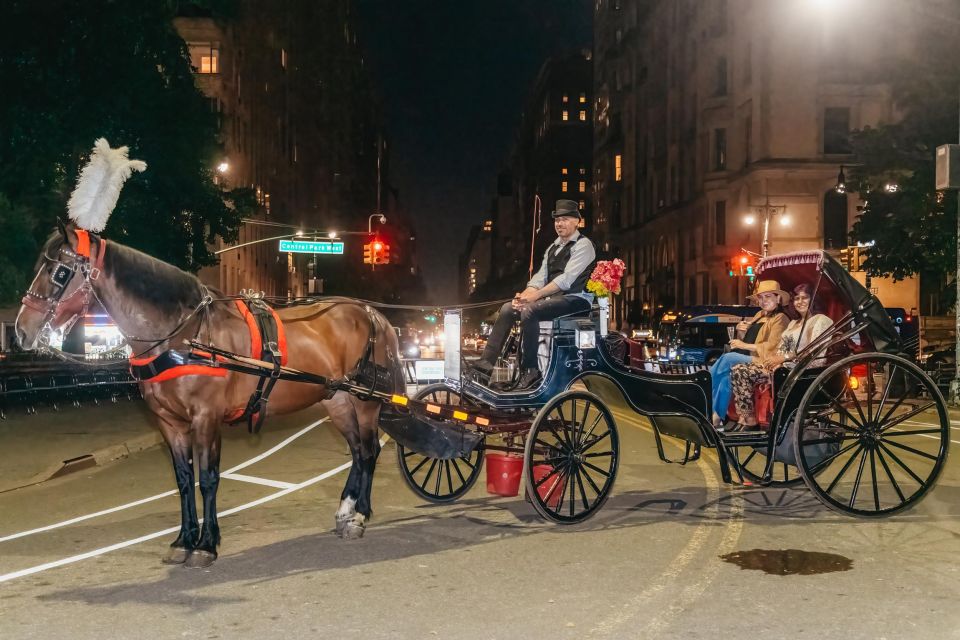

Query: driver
471 199 596 390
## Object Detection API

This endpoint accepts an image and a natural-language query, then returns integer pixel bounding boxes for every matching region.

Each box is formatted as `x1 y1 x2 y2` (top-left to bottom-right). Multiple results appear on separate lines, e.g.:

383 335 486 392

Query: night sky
356 0 592 302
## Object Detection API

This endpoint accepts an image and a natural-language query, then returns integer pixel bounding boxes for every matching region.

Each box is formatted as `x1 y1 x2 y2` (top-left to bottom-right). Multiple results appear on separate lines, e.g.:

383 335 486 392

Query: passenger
709 280 791 429
730 283 834 429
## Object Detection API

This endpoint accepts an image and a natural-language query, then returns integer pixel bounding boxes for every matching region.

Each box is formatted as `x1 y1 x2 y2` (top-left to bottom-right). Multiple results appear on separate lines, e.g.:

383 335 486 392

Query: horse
15 221 405 568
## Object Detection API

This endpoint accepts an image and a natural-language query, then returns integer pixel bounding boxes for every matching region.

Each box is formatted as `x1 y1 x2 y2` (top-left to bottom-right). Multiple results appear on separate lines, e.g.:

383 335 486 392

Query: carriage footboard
379 406 484 460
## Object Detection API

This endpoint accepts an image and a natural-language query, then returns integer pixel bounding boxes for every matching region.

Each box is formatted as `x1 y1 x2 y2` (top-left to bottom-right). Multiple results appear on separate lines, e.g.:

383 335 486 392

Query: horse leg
186 413 222 569
322 393 366 539
155 412 198 565
352 398 382 530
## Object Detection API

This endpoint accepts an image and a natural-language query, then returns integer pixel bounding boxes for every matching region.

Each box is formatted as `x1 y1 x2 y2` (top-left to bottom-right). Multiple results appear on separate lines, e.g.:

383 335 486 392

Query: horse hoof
341 519 366 540
185 549 217 569
161 547 189 565
335 516 349 537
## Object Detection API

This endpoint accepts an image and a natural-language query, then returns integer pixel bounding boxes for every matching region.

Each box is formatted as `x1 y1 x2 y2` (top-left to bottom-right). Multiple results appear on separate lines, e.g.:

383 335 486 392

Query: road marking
0 418 326 544
589 411 744 638
0 435 389 585
899 420 960 445
221 473 296 489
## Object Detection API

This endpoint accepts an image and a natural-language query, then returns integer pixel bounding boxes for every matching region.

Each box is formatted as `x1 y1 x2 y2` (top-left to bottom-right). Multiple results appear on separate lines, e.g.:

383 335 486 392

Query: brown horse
15 222 404 568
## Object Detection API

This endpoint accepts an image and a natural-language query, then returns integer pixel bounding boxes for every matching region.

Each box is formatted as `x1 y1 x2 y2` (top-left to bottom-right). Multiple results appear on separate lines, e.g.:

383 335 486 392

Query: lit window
579 110 587 121
562 181 568 193
579 181 586 193
615 154 622 181
578 218 586 228
189 43 220 74
281 48 287 69
579 167 586 175
562 94 569 103
579 93 587 103
579 200 586 209
562 110 569 121
562 167 568 175
483 220 492 231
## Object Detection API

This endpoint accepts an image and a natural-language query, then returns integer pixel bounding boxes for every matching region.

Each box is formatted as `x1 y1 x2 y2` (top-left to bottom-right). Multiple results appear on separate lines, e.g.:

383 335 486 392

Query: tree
848 17 960 304
0 0 251 305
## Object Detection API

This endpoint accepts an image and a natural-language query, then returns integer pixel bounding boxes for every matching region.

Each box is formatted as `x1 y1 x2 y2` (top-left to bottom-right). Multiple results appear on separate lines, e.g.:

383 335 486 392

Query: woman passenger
729 282 834 429
709 280 790 428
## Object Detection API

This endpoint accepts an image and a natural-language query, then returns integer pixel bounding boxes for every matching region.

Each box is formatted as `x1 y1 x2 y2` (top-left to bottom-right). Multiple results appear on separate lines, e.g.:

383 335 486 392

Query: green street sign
279 239 345 254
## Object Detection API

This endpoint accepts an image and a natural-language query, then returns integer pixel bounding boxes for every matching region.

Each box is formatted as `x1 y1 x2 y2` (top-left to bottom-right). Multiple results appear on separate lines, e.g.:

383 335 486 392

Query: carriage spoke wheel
396 384 485 503
795 353 949 517
524 390 619 523
734 445 804 487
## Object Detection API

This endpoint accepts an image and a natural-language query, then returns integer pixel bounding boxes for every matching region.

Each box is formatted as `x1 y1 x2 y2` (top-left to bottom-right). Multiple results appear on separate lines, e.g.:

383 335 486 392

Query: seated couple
709 280 833 430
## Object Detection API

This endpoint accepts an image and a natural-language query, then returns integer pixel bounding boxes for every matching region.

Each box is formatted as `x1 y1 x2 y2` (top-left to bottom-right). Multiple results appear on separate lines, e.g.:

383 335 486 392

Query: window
715 200 726 245
562 110 569 121
579 93 587 104
562 181 568 193
562 94 569 103
615 154 622 181
579 110 587 121
189 43 220 74
579 181 587 193
482 220 492 232
561 167 569 175
281 48 287 69
580 167 587 175
823 107 852 154
714 128 727 171
715 57 727 96
579 200 586 209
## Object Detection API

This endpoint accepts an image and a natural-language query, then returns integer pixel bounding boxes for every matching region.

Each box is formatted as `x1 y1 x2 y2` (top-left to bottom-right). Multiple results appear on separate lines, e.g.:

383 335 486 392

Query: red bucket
485 453 523 496
532 464 565 510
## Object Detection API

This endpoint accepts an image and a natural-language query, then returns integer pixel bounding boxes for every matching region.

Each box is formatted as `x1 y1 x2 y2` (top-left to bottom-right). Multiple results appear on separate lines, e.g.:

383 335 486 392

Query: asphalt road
1 405 959 639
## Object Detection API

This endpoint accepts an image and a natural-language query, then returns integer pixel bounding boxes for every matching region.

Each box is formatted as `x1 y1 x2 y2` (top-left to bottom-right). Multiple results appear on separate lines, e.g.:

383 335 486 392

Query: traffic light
729 253 755 277
363 242 373 264
374 242 390 265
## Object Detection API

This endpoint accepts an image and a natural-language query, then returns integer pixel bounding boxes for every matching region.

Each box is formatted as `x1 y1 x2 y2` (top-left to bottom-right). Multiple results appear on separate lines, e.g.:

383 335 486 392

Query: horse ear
57 218 68 241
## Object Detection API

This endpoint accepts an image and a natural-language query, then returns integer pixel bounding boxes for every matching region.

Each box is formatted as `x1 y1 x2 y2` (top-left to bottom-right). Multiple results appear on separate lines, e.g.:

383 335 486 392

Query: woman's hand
762 354 787 370
735 320 750 333
728 339 749 350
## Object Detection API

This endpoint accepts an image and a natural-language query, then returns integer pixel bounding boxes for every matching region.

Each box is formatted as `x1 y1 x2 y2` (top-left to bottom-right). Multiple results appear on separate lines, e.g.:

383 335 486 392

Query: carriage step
718 431 768 446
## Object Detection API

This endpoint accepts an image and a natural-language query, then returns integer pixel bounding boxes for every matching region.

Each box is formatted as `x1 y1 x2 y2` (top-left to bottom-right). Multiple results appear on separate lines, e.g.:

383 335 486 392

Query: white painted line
222 473 296 490
0 436 388 585
0 418 326 544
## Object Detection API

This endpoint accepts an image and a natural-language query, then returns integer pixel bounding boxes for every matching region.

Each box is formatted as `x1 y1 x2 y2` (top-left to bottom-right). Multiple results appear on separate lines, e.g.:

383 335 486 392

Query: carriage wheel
734 445 804 487
795 353 950 517
524 390 619 523
395 384 485 503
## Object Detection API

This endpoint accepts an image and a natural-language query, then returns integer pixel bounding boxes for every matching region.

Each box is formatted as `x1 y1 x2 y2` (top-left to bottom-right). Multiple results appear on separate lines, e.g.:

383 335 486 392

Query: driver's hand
517 289 539 305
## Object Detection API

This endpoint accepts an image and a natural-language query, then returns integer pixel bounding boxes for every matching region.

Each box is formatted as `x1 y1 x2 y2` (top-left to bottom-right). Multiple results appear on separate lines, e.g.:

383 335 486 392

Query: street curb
0 431 164 494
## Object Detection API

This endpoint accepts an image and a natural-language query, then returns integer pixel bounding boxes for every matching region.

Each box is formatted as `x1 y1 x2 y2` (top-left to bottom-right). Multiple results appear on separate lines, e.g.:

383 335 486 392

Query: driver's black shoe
513 368 543 391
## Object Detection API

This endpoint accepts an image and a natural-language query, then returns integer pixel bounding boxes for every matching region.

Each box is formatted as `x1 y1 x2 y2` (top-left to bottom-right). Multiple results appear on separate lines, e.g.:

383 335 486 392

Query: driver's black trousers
480 295 592 370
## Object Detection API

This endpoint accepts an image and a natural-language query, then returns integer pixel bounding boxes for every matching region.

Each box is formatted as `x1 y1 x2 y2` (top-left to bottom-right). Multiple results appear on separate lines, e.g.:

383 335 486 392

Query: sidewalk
0 399 162 493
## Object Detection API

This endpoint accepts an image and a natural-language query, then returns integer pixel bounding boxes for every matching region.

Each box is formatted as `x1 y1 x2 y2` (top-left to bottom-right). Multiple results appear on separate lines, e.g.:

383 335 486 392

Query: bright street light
743 214 756 226
327 231 338 239
779 214 792 227
217 162 229 174
295 230 304 237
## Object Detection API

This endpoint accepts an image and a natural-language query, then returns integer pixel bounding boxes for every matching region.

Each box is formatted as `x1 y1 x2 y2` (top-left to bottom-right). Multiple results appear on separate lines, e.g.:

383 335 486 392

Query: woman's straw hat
748 279 790 306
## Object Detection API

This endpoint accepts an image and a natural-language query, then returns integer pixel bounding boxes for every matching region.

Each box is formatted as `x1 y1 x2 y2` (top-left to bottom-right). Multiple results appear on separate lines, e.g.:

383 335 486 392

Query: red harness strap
233 299 288 365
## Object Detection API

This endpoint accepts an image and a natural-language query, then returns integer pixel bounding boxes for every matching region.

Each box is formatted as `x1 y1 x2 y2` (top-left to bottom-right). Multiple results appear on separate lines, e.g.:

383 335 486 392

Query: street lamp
217 161 229 174
743 196 788 258
368 213 387 234
214 231 303 255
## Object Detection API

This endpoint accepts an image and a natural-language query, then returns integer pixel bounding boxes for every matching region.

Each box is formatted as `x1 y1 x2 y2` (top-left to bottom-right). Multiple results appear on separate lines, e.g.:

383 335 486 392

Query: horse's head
15 221 104 351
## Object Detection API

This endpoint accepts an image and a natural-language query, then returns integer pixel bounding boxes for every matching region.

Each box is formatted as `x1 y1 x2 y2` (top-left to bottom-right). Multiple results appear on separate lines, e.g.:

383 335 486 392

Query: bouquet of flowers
586 258 626 297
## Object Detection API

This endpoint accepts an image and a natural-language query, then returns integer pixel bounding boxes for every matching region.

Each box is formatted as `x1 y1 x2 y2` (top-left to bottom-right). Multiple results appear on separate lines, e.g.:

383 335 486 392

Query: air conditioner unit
935 144 960 190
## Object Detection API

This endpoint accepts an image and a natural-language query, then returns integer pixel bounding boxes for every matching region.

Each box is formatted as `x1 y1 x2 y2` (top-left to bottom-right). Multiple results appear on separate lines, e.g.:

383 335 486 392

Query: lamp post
743 195 790 258
368 213 387 234
215 231 304 255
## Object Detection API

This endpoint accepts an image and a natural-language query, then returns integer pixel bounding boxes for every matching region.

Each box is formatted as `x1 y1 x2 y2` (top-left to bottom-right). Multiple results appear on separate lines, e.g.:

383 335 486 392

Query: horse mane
103 239 205 313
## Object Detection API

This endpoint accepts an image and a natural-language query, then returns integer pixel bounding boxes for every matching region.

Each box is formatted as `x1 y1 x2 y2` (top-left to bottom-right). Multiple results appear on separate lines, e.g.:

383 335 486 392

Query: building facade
593 0 931 325
474 51 595 299
174 1 397 298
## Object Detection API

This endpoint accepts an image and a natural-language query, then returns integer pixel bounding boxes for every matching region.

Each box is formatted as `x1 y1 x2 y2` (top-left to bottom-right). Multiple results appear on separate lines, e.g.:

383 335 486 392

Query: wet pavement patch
720 549 853 576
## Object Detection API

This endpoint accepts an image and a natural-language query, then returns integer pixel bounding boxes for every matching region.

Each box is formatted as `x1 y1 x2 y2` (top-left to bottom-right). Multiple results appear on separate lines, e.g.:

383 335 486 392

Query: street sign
278 239 344 254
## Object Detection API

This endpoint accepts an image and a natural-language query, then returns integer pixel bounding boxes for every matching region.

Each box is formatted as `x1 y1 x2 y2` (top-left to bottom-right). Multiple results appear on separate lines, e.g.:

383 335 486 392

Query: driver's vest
546 235 596 294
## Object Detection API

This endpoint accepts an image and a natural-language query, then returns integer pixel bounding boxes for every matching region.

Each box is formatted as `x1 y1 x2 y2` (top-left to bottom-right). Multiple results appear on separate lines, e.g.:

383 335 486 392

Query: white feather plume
67 138 147 232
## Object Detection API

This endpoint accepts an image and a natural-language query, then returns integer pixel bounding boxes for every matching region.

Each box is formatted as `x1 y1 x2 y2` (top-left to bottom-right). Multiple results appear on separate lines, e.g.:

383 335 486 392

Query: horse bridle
19 229 104 349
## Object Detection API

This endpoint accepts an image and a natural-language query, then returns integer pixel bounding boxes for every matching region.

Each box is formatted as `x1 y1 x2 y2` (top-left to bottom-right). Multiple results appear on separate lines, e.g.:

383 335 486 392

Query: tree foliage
0 0 250 304
848 27 960 287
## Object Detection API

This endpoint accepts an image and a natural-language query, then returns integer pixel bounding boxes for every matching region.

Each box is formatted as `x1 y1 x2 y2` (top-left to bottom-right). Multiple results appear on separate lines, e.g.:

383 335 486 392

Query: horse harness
20 229 105 348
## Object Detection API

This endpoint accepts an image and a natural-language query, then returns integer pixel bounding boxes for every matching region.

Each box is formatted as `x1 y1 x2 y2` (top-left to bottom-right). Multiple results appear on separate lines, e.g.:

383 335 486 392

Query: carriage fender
379 405 483 461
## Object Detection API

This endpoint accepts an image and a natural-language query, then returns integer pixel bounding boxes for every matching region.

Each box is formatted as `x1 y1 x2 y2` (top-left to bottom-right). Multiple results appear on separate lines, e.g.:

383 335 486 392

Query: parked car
657 305 759 366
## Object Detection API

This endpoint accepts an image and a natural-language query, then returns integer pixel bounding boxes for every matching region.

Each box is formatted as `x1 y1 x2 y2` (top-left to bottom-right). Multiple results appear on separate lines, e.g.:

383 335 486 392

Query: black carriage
395 250 950 522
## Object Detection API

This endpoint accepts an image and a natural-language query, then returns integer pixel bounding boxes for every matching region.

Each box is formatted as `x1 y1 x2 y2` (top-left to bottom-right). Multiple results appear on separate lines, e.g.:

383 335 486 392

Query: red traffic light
739 255 749 265
373 241 384 252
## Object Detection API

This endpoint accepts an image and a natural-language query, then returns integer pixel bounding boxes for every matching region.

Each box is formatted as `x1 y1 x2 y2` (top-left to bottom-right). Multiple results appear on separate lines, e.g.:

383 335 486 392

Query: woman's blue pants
709 352 752 420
